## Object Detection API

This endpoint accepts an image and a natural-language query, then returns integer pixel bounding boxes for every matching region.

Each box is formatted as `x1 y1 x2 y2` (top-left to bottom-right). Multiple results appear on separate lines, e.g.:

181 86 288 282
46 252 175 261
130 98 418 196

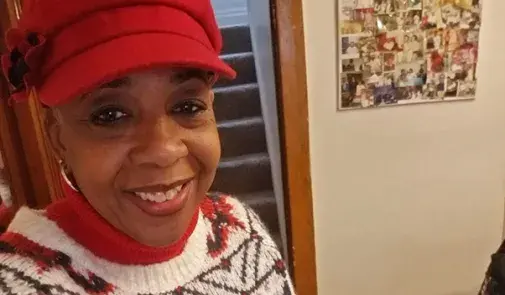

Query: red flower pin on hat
1 29 46 103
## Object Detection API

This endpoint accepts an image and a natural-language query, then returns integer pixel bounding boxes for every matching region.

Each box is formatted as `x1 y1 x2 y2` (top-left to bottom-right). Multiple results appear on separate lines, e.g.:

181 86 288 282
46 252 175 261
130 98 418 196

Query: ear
43 107 66 162
209 90 215 104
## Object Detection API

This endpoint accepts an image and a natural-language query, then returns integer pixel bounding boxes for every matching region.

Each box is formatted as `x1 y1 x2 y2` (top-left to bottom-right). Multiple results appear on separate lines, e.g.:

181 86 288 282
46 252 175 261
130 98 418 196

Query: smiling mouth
123 178 194 216
134 185 184 203
127 179 192 203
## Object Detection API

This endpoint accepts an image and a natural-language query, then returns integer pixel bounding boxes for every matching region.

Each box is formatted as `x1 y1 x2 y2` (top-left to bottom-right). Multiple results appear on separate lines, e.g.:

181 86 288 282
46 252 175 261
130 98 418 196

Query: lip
125 178 192 194
124 179 193 216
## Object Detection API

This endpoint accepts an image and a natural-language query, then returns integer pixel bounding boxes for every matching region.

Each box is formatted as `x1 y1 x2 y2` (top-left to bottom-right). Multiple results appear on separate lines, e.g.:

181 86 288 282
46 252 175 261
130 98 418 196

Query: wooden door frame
270 0 318 294
0 77 34 209
0 0 63 209
0 0 36 209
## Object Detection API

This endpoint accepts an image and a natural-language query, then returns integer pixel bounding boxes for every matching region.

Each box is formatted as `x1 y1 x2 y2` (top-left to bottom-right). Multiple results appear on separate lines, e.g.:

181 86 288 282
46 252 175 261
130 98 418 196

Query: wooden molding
26 93 63 202
4 0 21 28
0 82 35 208
1 0 62 207
270 0 318 294
0 0 35 209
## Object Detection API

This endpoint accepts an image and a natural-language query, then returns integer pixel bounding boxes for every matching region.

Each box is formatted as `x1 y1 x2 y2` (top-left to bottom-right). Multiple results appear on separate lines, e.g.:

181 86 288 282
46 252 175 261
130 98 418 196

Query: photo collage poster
338 0 481 110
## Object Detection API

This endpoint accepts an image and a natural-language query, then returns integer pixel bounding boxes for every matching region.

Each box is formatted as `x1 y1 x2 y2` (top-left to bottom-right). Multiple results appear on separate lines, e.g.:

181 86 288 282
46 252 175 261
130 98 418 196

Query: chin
119 181 202 246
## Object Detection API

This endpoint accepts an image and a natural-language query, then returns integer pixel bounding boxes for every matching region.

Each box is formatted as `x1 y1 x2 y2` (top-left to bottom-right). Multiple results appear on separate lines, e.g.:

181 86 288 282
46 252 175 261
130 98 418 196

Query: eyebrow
79 69 212 102
98 77 131 89
96 69 212 89
171 69 214 85
75 77 131 104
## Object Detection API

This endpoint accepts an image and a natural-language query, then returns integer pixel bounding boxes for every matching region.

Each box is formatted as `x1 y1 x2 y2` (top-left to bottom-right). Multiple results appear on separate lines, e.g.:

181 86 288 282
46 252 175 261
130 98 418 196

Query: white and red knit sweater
0 187 294 295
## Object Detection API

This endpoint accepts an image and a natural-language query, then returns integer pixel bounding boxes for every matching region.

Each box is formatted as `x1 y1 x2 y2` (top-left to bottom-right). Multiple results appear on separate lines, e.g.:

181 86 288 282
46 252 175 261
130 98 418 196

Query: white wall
302 1 505 294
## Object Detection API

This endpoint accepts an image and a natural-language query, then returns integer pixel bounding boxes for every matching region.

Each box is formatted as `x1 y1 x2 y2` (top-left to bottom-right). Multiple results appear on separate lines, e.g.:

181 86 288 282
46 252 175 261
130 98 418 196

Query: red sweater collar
45 183 199 265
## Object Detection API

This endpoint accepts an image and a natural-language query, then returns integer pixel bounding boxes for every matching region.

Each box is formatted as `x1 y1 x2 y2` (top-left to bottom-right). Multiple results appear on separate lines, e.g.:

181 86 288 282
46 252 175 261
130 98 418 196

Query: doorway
209 0 289 260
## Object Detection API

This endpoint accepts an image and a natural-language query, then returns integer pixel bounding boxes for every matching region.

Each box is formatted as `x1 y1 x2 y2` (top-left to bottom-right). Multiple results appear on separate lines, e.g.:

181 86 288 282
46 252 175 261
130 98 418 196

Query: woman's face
47 68 220 247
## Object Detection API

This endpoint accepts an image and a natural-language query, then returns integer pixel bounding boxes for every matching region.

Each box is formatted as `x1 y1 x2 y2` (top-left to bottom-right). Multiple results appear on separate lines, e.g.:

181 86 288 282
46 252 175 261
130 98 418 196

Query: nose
129 116 188 168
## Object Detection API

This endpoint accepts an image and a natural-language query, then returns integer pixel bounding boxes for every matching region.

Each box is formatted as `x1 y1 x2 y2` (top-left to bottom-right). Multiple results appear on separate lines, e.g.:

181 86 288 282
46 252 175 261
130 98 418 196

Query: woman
0 0 294 294
356 80 368 107
374 0 386 14
480 240 505 294
395 0 408 10
368 53 382 73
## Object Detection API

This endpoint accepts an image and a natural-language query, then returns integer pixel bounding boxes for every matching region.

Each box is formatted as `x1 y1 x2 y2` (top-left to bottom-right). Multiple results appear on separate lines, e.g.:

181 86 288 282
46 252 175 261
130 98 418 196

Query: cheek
61 129 127 192
186 125 221 176
60 117 221 194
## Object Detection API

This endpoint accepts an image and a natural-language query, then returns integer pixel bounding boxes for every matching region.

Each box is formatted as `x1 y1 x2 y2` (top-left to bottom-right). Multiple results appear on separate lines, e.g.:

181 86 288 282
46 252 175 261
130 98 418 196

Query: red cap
1 0 236 106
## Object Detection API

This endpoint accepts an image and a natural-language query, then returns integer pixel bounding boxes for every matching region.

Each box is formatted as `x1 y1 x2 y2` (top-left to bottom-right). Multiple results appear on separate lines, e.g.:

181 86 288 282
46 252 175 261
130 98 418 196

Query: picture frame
337 0 482 110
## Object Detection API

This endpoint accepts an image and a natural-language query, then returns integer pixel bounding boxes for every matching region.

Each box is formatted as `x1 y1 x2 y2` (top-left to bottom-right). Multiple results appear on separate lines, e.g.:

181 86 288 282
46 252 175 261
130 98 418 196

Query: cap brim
40 33 236 106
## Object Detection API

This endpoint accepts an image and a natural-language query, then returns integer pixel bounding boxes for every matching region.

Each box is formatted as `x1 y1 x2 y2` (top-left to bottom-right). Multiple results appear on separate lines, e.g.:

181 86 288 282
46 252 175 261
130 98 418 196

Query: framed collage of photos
338 0 481 110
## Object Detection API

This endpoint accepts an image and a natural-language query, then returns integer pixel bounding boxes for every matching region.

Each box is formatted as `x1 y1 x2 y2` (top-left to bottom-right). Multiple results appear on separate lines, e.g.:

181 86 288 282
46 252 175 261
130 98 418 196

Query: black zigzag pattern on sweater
480 239 505 295
0 204 291 295
166 209 292 295
0 264 79 295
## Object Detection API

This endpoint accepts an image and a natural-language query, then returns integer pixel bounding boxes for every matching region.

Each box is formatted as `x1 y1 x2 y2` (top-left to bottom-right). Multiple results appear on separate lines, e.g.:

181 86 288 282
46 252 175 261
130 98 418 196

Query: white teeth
138 193 148 201
134 185 184 203
164 185 183 200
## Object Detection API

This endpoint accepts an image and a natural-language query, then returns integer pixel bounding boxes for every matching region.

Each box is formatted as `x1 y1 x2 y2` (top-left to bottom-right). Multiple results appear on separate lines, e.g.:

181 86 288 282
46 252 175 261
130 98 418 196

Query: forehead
97 68 213 90
52 68 214 108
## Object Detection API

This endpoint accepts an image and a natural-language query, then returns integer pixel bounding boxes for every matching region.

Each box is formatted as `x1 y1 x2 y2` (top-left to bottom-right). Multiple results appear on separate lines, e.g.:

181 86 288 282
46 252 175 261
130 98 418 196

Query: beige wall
302 0 505 294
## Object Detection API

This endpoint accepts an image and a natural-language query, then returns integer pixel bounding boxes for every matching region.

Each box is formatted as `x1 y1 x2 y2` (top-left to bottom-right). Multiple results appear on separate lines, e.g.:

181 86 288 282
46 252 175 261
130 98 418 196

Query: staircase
210 24 282 248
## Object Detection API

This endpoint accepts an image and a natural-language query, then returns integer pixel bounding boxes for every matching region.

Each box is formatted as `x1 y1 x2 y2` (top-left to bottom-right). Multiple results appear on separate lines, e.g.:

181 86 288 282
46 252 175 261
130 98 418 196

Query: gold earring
59 160 79 192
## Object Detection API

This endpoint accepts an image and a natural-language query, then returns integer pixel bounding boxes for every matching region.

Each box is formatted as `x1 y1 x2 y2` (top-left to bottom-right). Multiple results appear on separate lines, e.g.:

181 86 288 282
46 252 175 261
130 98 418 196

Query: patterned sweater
0 188 294 295
480 239 505 294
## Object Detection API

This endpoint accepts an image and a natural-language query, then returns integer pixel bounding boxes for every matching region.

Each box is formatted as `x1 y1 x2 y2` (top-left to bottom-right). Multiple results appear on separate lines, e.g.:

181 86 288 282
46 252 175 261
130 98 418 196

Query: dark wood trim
4 0 20 28
270 0 318 294
0 81 36 208
0 0 36 209
1 0 63 207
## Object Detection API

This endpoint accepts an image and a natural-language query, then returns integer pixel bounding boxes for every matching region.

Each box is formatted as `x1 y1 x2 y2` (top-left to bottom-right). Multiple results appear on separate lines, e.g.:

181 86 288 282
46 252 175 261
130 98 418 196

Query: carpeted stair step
213 83 262 122
215 52 256 88
212 153 272 195
221 24 253 55
211 23 281 251
218 117 267 159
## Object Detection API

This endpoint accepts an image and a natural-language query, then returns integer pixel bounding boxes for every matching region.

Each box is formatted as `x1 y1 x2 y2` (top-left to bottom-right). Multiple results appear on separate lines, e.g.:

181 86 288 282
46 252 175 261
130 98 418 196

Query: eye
90 107 130 126
172 100 207 115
